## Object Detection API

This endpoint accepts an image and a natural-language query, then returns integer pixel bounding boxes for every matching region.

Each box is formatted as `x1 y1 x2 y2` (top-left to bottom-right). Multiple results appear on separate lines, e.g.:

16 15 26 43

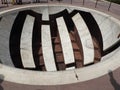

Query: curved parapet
0 4 120 85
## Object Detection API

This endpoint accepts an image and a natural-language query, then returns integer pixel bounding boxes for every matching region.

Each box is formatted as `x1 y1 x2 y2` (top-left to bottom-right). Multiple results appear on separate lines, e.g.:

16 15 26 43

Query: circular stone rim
0 4 120 85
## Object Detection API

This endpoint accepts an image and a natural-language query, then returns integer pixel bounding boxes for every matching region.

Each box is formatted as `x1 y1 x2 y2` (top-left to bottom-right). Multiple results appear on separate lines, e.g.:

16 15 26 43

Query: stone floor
0 67 120 90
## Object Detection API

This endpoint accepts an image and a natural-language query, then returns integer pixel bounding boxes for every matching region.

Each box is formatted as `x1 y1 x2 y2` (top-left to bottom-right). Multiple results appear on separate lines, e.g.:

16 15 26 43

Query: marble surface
100 17 120 50
42 25 57 71
72 13 94 65
20 15 35 68
0 4 120 85
0 47 119 85
41 7 49 20
91 12 120 50
56 16 75 69
0 13 17 67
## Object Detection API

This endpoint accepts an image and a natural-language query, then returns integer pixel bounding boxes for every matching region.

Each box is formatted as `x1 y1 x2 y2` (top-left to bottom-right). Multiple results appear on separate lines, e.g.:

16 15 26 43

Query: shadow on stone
0 17 2 22
0 59 2 64
0 74 4 90
108 70 120 90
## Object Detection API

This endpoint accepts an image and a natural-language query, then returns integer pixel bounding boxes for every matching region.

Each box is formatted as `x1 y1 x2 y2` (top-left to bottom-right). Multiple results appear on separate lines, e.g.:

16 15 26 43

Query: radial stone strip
56 17 75 70
42 25 57 71
20 15 35 68
72 13 94 65
41 8 49 21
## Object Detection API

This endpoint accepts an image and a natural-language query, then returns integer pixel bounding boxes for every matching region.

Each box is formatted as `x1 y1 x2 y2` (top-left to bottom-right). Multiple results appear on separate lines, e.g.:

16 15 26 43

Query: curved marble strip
41 7 49 20
20 15 35 68
72 13 94 65
56 17 75 69
42 25 57 71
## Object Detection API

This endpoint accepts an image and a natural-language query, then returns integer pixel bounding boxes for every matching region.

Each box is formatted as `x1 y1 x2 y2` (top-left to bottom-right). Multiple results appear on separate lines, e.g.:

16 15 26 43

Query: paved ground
1 67 120 90
0 0 120 90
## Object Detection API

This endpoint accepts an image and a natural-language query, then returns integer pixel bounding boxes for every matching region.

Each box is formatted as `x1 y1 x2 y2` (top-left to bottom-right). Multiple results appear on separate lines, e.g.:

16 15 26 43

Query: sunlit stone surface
0 5 119 85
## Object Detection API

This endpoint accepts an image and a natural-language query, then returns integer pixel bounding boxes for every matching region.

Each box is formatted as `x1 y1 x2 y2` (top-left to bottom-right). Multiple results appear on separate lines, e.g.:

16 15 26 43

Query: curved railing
0 0 120 11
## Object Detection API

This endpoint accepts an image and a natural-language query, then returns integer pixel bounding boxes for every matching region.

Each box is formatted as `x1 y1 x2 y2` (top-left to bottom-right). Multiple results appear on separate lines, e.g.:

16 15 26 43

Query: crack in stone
74 70 79 80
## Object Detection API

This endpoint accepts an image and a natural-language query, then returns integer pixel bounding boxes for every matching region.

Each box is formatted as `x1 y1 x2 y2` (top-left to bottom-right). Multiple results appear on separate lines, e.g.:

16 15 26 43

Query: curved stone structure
0 4 120 85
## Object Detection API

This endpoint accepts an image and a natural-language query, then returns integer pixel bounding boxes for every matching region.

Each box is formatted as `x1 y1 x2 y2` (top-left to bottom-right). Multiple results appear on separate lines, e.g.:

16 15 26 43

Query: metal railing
95 0 112 11
0 0 117 12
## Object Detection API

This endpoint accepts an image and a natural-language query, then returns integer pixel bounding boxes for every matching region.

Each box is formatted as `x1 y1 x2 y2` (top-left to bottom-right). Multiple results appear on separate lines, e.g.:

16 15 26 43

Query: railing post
6 0 9 7
83 0 85 5
58 0 60 3
71 0 72 4
95 0 98 8
108 0 112 11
